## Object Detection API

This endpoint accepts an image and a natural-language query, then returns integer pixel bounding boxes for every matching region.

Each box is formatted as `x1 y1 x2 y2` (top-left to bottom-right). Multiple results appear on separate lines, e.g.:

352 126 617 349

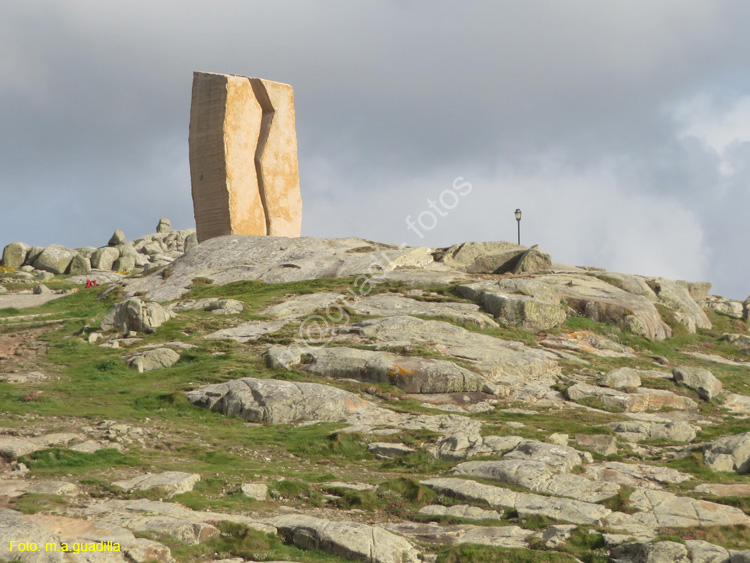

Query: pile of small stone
0 218 196 277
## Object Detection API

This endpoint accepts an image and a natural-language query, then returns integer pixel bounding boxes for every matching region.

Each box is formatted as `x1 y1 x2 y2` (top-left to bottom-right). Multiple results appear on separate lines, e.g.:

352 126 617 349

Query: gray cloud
1 1 749 297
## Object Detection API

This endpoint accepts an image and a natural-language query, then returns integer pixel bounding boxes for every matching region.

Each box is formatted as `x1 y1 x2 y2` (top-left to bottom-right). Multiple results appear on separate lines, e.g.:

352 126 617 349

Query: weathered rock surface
584 462 691 489
207 319 290 343
610 540 690 563
126 348 180 372
33 245 76 275
418 504 503 522
694 483 750 497
100 298 174 333
434 241 551 274
672 366 722 400
566 383 697 412
452 459 619 502
189 72 302 242
422 477 611 525
269 514 420 563
627 488 750 527
353 315 559 387
1 242 30 269
280 346 496 394
426 434 524 461
187 377 373 424
537 273 672 340
385 521 532 548
241 483 268 500
111 471 201 498
599 367 642 389
457 278 566 331
541 331 635 357
703 432 750 473
0 432 81 460
91 246 121 270
647 277 712 332
609 420 698 443
349 292 497 328
368 442 415 459
575 433 618 456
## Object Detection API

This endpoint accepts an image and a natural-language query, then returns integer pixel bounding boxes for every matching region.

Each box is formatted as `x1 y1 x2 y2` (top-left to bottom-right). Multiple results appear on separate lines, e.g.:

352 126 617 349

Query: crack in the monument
249 78 275 235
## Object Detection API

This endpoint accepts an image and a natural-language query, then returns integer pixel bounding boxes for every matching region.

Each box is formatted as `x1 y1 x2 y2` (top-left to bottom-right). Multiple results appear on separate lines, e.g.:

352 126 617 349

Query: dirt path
0 293 67 310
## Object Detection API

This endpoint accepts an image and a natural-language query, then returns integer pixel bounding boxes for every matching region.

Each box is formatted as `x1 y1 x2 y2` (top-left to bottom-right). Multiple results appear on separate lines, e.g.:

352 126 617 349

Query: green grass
436 544 580 563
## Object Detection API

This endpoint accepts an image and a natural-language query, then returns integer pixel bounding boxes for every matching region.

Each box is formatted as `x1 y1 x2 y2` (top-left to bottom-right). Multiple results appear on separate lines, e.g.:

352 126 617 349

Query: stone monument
188 71 302 242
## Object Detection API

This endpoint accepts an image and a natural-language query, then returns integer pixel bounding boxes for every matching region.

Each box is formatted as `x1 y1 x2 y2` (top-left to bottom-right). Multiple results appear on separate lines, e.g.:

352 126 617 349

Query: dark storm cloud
1 1 749 296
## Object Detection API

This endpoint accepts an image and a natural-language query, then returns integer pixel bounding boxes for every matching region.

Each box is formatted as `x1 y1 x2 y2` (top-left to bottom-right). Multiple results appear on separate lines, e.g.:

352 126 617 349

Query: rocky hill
1 233 750 563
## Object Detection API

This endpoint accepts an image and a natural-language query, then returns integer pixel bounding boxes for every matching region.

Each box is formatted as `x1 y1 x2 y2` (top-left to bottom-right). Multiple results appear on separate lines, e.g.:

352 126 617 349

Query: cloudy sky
1 1 749 298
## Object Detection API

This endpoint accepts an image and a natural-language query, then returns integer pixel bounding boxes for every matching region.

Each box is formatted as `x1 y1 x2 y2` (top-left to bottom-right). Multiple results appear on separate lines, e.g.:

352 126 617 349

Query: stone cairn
0 218 195 277
188 71 303 243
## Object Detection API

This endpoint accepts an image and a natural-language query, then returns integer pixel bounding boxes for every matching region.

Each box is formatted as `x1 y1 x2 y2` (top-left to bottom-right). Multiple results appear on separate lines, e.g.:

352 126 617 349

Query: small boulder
67 253 91 275
599 368 642 389
368 442 415 459
240 483 267 500
32 283 51 295
108 229 126 246
575 434 618 456
33 244 76 274
111 471 200 498
100 297 174 333
205 298 244 315
91 246 120 270
1 241 30 268
113 255 136 272
127 348 180 372
704 432 750 473
156 218 172 233
672 366 722 400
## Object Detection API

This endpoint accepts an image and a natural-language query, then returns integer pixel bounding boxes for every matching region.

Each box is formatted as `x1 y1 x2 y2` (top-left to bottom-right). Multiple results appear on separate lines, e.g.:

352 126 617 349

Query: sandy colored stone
189 71 301 243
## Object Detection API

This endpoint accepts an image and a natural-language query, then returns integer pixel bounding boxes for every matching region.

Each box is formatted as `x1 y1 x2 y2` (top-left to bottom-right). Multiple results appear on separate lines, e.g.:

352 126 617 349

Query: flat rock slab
567 383 697 412
584 462 691 489
368 442 415 459
418 504 503 522
262 292 345 318
268 514 421 563
615 488 750 528
452 459 619 502
695 483 750 497
349 293 498 328
385 521 532 548
421 477 611 526
111 471 200 498
122 235 438 302
0 433 81 460
353 315 559 387
274 345 497 394
187 377 373 424
206 319 290 342
541 331 635 358
0 479 77 498
0 507 173 563
427 434 525 461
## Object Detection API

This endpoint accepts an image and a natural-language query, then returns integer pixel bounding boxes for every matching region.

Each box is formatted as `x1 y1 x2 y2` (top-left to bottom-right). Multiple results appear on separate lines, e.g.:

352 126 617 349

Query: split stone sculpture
188 71 302 242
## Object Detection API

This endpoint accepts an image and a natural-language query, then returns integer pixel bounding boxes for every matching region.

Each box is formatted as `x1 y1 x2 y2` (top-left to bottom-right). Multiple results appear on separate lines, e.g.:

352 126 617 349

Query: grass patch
436 544 579 562
19 448 140 477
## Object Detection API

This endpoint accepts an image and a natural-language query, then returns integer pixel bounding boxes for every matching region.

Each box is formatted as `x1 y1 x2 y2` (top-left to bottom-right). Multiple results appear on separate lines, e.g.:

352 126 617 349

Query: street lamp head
515 208 522 222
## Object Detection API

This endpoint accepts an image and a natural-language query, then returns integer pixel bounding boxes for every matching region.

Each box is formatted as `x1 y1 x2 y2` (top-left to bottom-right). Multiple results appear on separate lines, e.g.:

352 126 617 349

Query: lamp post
514 208 522 245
